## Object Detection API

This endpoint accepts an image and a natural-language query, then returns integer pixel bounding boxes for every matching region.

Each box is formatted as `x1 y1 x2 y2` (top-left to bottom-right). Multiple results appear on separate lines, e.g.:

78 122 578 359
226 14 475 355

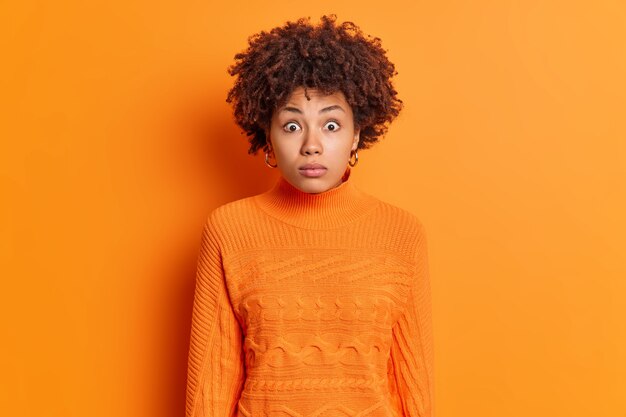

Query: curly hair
225 14 403 156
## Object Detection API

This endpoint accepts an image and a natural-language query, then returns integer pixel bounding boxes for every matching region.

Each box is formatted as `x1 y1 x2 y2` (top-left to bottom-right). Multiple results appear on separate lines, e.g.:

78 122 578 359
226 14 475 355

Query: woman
185 14 434 417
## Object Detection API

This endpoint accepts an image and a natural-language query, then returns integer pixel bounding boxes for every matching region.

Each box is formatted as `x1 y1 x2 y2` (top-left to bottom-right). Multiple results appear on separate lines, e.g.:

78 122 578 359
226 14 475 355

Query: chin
290 177 332 194
297 181 325 194
309 180 344 194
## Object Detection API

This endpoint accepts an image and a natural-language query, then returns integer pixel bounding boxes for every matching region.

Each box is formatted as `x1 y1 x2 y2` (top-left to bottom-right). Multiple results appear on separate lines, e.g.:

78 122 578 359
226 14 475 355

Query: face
266 86 360 194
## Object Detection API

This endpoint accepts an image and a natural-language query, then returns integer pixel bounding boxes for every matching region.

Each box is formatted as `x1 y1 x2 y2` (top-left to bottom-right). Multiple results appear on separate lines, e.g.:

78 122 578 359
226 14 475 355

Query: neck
254 170 379 229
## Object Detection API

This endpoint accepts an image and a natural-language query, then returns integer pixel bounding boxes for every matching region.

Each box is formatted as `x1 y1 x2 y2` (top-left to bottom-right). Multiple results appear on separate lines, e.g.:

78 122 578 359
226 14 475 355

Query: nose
301 127 322 155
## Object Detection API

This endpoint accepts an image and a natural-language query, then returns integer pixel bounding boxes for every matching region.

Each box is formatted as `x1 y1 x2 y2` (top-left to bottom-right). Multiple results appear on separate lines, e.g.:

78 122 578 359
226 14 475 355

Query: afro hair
226 14 403 155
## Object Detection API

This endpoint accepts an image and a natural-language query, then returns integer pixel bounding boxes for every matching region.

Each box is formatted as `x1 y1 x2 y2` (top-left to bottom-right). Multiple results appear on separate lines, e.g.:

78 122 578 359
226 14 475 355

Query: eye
283 122 301 133
325 120 341 131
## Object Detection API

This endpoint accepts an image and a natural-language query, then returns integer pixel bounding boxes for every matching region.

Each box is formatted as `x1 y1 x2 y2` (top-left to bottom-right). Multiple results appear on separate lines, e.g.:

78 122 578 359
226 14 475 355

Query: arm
389 220 435 417
185 214 246 417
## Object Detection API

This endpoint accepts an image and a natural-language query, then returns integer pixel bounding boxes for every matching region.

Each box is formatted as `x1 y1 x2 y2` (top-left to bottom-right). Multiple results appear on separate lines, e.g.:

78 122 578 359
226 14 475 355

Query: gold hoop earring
348 150 359 167
265 151 278 168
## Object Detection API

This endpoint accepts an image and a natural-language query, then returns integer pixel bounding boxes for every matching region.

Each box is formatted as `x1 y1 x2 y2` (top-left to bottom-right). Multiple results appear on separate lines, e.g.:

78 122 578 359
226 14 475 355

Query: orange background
1 1 625 416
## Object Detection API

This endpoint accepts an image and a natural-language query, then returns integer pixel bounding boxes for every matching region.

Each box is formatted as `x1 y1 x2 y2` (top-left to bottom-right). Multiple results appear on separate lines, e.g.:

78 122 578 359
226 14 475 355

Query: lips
298 163 327 178
299 163 326 170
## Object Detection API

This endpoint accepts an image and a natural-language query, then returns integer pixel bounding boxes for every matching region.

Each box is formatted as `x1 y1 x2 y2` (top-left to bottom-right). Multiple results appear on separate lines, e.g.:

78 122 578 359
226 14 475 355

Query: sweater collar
254 169 379 230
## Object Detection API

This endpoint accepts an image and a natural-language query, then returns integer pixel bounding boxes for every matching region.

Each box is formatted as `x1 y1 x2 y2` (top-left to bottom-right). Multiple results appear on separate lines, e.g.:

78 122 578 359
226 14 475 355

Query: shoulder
204 194 259 230
363 195 429 265
370 197 428 238
200 193 268 246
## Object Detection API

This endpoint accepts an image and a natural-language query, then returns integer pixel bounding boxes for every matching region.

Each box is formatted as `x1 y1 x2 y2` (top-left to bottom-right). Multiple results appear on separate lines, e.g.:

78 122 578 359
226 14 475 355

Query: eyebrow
279 105 345 115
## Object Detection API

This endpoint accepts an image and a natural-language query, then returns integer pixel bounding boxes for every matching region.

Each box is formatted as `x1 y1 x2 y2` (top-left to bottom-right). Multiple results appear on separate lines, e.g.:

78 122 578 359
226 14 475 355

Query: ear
265 129 272 151
352 128 360 151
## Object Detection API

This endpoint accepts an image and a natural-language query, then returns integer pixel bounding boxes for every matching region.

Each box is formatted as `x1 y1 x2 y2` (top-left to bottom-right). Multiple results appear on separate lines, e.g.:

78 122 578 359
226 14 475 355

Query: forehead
283 87 347 105
288 87 346 102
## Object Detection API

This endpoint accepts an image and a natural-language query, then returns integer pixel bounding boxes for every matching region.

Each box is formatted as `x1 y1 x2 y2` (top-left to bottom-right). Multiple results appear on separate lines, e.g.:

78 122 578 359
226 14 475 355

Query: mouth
298 165 327 177
299 163 327 170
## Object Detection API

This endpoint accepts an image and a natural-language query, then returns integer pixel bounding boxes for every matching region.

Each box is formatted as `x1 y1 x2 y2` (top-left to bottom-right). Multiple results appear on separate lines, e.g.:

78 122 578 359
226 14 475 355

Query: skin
265 86 360 194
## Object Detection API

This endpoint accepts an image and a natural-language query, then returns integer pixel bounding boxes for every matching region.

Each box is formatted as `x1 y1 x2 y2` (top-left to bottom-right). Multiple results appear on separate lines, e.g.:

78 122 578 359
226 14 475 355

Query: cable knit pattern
185 171 434 417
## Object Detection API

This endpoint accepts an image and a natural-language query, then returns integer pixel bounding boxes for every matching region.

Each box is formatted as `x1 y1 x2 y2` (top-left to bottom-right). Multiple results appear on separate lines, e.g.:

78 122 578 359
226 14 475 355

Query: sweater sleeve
388 221 435 417
185 214 246 417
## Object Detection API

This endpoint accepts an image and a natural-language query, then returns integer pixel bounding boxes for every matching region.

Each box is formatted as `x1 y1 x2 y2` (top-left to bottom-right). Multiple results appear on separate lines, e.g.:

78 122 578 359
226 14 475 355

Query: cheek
272 140 299 160
327 133 356 153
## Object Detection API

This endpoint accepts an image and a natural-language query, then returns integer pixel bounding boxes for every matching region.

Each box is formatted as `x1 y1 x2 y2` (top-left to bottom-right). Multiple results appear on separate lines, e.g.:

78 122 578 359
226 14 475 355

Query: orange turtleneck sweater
185 172 434 417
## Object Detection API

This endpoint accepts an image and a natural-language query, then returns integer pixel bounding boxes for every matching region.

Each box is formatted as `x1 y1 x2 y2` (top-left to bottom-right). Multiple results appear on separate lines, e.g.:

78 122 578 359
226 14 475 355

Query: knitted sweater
185 171 434 417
